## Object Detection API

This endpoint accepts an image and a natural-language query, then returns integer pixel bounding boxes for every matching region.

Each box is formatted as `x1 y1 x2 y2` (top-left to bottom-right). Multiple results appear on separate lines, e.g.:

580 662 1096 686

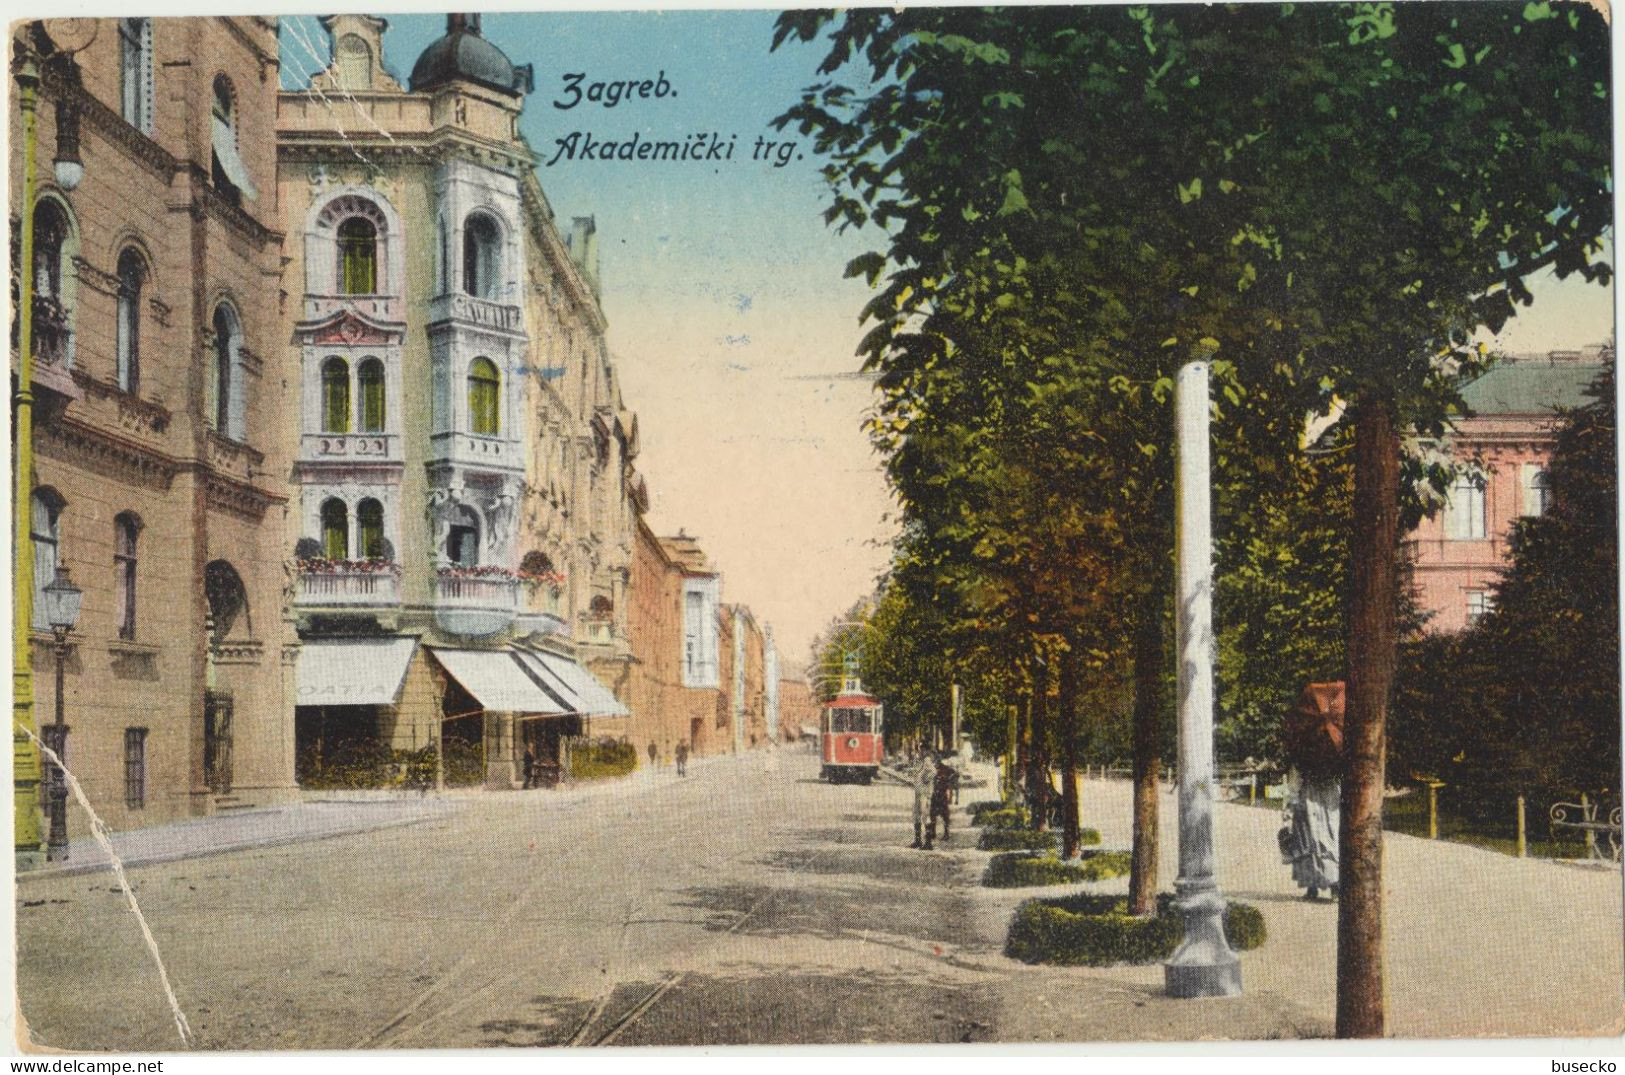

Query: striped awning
429 648 569 715
514 649 629 717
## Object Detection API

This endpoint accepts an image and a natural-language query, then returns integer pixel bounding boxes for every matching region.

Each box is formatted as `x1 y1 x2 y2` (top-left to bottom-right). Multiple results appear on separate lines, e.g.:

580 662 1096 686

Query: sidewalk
17 745 775 882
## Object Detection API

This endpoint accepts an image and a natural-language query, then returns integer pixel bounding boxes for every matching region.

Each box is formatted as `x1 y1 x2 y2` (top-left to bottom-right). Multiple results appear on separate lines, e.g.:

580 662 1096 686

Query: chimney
567 216 600 296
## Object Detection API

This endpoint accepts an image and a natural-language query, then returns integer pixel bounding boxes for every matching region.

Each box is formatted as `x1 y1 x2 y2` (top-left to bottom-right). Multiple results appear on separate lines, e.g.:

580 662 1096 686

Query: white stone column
1165 355 1242 998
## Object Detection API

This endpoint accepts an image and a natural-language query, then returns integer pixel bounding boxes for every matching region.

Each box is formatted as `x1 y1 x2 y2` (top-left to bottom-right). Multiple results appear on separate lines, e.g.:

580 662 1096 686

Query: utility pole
1164 352 1241 998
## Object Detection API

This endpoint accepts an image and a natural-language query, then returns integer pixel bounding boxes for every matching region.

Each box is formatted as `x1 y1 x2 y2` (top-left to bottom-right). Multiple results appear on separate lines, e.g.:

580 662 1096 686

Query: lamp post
40 566 81 862
13 21 94 870
1164 352 1242 998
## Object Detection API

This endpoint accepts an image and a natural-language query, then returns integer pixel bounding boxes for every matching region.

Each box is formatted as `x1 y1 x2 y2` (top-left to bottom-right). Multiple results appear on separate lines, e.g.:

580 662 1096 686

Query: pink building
1408 344 1610 633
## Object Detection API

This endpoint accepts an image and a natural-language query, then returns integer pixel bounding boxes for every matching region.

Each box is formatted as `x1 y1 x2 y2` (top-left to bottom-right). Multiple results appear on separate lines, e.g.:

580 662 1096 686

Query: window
468 357 500 435
335 33 372 91
321 357 350 433
682 585 719 687
116 249 145 393
29 489 63 632
448 507 479 568
337 217 377 295
1522 464 1551 518
358 358 385 432
119 19 153 134
320 498 349 560
463 214 500 299
124 728 147 810
357 499 385 560
114 513 139 640
209 76 256 202
1444 475 1486 540
31 200 71 364
1466 590 1492 627
211 305 240 437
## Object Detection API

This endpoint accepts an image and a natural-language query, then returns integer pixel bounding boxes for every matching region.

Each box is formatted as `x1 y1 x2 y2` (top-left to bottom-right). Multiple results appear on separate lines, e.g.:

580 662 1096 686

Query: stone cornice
71 369 173 434
519 173 607 334
44 73 177 182
203 471 283 520
42 413 180 486
185 166 282 247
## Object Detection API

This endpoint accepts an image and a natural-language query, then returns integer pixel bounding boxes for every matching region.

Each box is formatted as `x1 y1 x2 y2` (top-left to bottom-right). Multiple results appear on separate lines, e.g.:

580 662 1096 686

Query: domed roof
410 14 525 95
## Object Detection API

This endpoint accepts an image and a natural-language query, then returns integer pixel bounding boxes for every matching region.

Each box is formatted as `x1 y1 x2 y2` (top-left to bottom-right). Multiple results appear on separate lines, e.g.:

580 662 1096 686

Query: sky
277 8 1617 673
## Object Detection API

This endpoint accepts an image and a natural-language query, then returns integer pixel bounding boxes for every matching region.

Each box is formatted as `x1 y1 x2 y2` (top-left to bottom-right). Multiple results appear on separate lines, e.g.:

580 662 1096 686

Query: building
277 14 634 790
11 17 296 833
777 679 819 743
1408 344 1611 633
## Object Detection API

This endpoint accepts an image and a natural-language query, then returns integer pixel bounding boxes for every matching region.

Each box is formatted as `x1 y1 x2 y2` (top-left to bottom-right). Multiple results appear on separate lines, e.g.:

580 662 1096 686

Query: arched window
209 76 256 202
448 506 479 568
116 248 145 393
119 18 153 134
30 201 71 364
30 489 64 632
335 33 373 91
589 595 613 619
357 499 385 560
211 304 240 438
204 560 250 641
358 358 385 432
463 214 500 299
114 513 140 640
336 217 377 295
468 357 500 435
321 356 350 433
320 499 349 561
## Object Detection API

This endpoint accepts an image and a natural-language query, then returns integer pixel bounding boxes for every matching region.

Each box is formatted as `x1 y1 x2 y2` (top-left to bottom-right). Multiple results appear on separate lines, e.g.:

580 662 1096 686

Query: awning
296 638 416 706
515 649 629 717
211 114 259 201
429 648 569 715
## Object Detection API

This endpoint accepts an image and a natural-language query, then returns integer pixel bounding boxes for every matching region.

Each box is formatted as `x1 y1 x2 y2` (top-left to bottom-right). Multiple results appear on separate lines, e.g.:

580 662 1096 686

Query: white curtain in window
210 114 259 201
1520 463 1549 517
1444 476 1486 540
30 494 59 631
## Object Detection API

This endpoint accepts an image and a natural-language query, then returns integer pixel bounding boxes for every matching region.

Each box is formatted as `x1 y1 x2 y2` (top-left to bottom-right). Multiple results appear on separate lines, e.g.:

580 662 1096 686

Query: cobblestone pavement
13 749 1622 1050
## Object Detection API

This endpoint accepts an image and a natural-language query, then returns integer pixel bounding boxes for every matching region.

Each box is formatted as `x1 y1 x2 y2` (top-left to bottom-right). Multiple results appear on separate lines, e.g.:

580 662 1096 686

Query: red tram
820 680 884 784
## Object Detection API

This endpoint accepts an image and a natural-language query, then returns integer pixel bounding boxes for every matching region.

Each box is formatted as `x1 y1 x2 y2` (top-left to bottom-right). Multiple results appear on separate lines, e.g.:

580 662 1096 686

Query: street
16 748 1623 1050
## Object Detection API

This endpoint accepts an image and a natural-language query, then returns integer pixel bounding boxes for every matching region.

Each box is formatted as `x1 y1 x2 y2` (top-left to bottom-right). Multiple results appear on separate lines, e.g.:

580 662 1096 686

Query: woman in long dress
1282 767 1340 899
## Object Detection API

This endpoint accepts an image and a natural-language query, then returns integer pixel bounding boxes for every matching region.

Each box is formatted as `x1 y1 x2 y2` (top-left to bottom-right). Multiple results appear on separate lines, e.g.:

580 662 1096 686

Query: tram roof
824 694 879 708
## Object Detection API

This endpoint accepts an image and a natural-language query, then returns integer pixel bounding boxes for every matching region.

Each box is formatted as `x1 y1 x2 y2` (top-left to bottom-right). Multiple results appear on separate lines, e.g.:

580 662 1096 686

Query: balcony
18 296 80 405
428 293 523 336
434 571 519 637
303 293 402 324
428 430 521 474
295 565 401 609
298 432 403 465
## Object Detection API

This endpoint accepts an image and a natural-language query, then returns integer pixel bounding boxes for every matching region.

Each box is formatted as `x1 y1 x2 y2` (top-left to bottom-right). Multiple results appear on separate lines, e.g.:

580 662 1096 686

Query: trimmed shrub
566 736 639 781
970 800 1025 825
983 849 1132 888
978 827 1058 852
977 807 1033 830
1005 893 1266 966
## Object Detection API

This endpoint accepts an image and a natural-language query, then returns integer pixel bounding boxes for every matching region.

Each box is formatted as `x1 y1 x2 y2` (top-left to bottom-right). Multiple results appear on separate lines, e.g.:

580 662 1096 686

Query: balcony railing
31 295 72 365
434 572 519 638
296 567 401 608
428 430 521 473
299 432 402 464
429 293 523 335
303 293 402 324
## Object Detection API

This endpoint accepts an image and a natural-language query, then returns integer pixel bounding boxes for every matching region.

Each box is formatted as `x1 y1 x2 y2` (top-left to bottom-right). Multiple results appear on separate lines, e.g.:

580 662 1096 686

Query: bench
1548 799 1622 863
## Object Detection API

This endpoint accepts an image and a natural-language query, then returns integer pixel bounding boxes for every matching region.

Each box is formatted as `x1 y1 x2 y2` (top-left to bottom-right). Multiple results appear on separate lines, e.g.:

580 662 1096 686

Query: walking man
522 745 536 790
647 740 658 769
675 739 689 777
925 753 960 849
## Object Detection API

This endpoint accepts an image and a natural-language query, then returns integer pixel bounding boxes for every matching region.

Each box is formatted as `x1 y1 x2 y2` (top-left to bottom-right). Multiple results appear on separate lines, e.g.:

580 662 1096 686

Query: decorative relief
312 312 393 346
147 297 172 327
71 257 121 297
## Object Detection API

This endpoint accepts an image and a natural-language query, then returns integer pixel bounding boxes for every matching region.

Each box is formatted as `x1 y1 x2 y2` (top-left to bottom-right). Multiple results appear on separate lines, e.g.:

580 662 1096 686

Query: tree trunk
1028 658 1050 832
1338 392 1398 1039
1059 642 1081 859
1129 590 1163 916
1015 688 1031 810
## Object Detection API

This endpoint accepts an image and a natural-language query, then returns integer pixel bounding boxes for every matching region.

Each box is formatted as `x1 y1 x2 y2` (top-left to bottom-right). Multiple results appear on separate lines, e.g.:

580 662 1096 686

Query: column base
1165 952 1242 998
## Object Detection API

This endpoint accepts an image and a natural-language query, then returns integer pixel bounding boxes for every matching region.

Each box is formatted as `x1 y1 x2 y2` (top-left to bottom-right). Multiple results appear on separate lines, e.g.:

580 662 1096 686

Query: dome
409 14 528 96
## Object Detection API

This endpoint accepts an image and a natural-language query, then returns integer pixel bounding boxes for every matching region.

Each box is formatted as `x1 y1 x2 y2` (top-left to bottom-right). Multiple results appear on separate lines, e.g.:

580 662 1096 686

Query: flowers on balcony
296 557 401 576
432 564 566 586
519 568 567 588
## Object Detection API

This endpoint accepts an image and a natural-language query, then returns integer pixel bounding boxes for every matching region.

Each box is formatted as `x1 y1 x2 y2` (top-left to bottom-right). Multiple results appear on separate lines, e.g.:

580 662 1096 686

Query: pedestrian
522 745 536 790
925 753 960 848
880 751 936 849
1280 766 1339 899
675 739 689 777
647 740 658 768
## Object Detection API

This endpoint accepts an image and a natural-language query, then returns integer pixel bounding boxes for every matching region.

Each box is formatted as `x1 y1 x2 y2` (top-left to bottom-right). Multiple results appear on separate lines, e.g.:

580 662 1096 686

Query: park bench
1548 798 1622 863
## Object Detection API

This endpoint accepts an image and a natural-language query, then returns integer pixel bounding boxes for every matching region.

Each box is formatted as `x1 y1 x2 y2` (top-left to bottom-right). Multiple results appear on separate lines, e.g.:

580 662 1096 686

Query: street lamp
41 565 81 862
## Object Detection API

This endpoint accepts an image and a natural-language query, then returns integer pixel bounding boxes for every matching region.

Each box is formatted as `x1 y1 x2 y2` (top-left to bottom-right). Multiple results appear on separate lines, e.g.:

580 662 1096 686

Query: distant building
1408 344 1611 633
11 17 295 832
777 679 819 743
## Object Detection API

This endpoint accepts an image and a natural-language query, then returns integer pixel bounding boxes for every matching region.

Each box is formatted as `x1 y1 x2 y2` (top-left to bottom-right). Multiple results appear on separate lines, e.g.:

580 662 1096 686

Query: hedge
977 827 1058 852
983 849 1132 888
1005 892 1266 966
566 736 639 781
977 807 1032 830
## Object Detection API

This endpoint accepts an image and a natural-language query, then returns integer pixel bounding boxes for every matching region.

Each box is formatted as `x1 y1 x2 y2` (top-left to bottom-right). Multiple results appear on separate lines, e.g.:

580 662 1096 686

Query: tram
820 671 884 784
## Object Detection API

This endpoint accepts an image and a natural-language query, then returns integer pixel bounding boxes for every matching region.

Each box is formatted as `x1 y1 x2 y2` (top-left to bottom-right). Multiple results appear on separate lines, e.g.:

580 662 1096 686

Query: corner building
278 15 635 788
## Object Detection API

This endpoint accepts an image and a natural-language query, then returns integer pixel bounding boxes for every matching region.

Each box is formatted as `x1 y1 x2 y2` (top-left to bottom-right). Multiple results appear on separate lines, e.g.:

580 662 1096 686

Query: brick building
11 17 297 834
1408 344 1611 633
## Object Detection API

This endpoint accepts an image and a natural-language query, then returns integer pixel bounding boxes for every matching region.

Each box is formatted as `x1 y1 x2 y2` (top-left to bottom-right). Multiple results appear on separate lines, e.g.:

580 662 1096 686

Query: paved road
15 750 1623 1049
